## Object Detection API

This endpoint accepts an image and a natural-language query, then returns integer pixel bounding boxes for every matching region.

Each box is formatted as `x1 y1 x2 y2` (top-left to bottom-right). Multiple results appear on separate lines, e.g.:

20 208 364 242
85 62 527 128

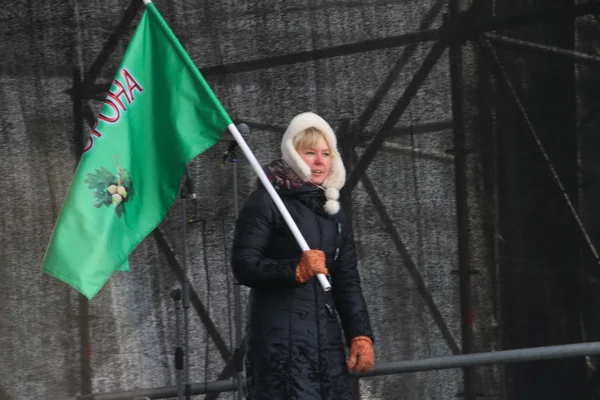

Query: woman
232 112 375 399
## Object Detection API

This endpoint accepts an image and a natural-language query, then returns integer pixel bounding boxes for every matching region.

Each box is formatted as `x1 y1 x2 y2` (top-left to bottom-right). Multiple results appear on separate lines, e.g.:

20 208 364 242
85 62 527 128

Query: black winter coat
232 172 374 400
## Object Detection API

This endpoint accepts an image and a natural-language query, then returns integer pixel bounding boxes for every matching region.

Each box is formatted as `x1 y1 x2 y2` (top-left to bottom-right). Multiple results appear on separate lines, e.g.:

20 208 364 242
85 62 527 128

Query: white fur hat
281 112 346 215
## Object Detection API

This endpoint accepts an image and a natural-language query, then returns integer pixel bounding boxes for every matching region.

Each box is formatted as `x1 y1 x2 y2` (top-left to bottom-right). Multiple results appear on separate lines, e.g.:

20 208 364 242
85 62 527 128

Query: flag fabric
42 1 232 299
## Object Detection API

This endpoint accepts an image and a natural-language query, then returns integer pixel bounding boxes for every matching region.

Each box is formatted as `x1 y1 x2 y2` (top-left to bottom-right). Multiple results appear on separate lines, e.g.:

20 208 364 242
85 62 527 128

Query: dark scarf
261 159 329 217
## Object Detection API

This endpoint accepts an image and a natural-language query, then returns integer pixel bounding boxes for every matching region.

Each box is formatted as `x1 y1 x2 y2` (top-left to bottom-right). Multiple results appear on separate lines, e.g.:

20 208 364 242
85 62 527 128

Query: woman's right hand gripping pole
296 249 328 284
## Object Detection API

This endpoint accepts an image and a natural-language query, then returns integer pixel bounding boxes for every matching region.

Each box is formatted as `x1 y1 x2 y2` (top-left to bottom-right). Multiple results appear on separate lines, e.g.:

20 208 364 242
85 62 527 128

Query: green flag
42 1 232 299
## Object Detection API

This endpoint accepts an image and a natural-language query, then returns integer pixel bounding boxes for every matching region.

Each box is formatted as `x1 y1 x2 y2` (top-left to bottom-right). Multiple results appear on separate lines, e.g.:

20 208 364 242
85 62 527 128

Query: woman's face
297 137 331 185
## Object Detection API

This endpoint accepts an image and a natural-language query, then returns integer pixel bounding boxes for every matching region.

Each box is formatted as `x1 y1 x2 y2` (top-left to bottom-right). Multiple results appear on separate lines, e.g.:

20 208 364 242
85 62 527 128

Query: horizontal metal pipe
67 379 239 400
361 342 600 377
66 342 600 399
378 142 455 163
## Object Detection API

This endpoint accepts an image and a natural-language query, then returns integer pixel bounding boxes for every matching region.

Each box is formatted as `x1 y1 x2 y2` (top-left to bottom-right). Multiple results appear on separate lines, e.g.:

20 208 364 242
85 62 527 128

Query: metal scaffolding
66 0 600 399
65 342 600 400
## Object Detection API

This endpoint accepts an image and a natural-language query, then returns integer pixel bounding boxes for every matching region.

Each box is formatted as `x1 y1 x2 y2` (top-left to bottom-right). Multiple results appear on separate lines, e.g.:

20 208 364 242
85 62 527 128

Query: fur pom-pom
325 187 340 201
324 199 340 215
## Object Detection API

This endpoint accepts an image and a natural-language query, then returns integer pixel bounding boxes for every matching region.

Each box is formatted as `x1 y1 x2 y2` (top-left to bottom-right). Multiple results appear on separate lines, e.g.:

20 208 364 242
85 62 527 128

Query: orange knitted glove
296 250 328 284
347 335 374 374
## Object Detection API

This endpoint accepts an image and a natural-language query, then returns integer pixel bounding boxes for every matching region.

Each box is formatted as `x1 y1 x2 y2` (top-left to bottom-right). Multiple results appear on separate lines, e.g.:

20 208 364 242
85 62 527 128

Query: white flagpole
227 124 332 291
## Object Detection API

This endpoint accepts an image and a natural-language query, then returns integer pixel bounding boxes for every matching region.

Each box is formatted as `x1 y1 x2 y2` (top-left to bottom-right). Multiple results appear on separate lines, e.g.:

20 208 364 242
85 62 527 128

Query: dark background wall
1 0 599 399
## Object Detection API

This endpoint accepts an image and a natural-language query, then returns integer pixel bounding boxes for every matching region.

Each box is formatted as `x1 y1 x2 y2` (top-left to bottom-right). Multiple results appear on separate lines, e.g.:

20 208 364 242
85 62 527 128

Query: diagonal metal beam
358 165 461 355
473 36 600 269
153 229 232 362
342 41 448 195
84 0 141 87
203 342 246 400
82 104 96 128
485 33 600 67
356 0 447 131
342 2 484 196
